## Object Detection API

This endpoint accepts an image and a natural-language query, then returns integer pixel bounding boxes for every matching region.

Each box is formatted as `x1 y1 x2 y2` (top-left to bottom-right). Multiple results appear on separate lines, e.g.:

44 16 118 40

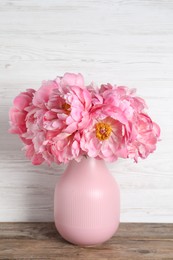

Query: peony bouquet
9 73 160 165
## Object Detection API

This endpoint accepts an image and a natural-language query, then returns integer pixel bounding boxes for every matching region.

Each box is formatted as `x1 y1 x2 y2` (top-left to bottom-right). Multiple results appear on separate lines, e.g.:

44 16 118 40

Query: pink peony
9 89 35 136
81 117 128 162
127 113 160 162
55 72 84 91
32 80 58 109
51 131 83 164
9 73 92 164
81 84 160 162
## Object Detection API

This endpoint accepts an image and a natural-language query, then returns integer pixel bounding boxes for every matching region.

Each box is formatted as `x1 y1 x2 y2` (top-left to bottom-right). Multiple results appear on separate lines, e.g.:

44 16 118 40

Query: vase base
56 222 119 246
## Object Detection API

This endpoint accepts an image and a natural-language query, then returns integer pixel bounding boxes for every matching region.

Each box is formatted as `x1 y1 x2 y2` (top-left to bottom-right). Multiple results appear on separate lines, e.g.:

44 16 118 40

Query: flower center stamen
62 103 71 115
95 122 112 141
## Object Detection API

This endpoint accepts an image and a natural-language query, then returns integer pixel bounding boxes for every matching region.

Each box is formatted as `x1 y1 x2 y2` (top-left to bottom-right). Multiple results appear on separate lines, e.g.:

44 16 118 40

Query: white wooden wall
0 0 173 223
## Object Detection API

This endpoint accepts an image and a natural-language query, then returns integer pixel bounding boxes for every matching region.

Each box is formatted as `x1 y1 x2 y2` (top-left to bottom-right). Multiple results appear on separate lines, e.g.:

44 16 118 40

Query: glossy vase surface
54 156 120 246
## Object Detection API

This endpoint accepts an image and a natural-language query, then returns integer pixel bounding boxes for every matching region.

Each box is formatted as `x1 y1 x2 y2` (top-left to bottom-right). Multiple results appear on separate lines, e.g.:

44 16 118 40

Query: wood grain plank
0 223 173 260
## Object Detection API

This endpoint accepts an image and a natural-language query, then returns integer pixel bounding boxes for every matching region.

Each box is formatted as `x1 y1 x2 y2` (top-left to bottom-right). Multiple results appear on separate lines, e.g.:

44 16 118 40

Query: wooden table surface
0 223 173 259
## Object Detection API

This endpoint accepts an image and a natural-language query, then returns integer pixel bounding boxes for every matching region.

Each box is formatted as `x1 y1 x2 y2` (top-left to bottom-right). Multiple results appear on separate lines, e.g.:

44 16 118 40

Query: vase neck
66 156 108 176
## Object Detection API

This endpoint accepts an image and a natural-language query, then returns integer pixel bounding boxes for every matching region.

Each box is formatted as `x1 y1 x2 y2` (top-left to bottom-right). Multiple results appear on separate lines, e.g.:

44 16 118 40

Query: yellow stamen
62 103 71 115
95 122 112 141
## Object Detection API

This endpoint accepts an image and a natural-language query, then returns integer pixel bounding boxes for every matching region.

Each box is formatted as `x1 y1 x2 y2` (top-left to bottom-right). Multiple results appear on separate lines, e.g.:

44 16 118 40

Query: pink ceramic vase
54 156 120 246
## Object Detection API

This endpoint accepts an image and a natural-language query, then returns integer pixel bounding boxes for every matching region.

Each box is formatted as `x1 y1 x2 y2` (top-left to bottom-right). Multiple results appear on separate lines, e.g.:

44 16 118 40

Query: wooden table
0 223 172 259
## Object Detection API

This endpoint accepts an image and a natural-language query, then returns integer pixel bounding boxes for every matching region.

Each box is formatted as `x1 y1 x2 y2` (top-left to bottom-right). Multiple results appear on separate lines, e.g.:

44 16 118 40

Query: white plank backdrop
0 0 173 223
